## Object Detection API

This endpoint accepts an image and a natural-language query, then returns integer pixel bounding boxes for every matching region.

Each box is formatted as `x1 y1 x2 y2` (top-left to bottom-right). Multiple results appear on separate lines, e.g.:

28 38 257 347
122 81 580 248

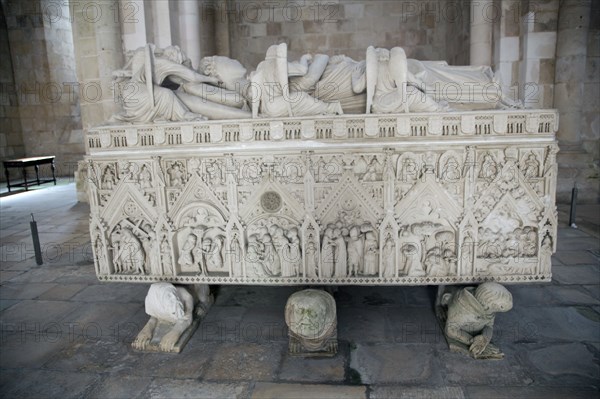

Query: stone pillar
150 0 172 48
518 1 558 109
470 0 494 66
491 0 520 103
554 0 591 145
178 0 202 68
214 0 230 57
119 0 146 53
70 0 124 127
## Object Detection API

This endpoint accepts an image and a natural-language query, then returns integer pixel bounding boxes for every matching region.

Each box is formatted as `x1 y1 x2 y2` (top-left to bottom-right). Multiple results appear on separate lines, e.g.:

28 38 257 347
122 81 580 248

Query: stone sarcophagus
85 110 558 286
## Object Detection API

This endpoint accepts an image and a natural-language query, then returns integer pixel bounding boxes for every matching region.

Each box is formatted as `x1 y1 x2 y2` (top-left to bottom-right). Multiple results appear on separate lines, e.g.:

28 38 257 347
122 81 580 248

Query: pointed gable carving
168 172 229 221
395 177 461 224
239 177 305 223
316 171 384 225
101 182 158 227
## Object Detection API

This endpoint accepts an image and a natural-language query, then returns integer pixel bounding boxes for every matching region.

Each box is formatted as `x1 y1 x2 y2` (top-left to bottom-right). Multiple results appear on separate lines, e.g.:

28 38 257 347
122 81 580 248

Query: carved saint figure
245 235 264 277
363 232 379 276
116 228 145 274
524 152 540 178
402 242 426 277
333 228 348 277
138 164 152 189
178 234 197 271
320 228 336 278
261 234 281 277
145 231 161 275
347 227 364 277
305 238 319 278
479 154 497 181
273 227 293 277
285 229 302 277
95 236 109 274
102 165 117 190
540 233 553 274
441 282 513 359
381 235 396 278
160 237 173 276
206 236 224 271
168 163 185 186
230 232 243 277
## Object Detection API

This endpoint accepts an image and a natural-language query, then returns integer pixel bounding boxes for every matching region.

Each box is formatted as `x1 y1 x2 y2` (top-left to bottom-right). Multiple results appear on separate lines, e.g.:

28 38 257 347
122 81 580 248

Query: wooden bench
3 156 57 192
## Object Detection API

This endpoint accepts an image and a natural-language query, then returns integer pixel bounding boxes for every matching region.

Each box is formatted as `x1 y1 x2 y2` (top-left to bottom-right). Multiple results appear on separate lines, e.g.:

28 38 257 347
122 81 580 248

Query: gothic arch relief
395 178 460 278
173 202 227 276
475 192 540 276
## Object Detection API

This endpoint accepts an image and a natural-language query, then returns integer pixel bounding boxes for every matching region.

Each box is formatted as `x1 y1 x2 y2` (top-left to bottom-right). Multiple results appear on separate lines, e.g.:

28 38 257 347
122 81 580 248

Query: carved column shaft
470 0 493 66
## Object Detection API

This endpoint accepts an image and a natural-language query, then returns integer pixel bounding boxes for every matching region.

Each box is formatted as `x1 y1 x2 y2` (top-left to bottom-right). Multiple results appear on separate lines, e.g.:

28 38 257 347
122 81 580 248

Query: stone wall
1 0 83 179
0 1 25 177
554 0 599 203
225 0 472 70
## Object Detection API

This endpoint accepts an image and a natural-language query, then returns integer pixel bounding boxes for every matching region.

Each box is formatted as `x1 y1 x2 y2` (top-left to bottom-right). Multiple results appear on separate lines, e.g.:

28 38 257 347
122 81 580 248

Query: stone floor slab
37 283 88 301
552 265 600 285
278 351 346 383
70 283 147 303
0 299 80 329
130 338 216 379
0 270 24 283
239 306 288 343
436 345 533 386
371 386 466 399
146 379 251 398
550 286 600 305
525 342 600 385
498 306 600 343
465 385 600 399
59 301 144 341
0 369 100 399
42 338 141 374
203 342 285 381
197 305 248 342
350 343 434 384
553 250 599 266
0 328 72 368
0 282 57 299
385 306 447 345
0 299 19 312
85 375 153 399
250 382 366 399
337 307 390 343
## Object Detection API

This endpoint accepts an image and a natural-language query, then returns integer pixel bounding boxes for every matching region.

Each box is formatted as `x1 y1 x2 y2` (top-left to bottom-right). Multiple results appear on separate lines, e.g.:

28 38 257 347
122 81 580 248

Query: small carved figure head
375 48 390 62
161 45 187 65
349 226 360 239
199 56 247 82
285 289 336 340
474 282 513 314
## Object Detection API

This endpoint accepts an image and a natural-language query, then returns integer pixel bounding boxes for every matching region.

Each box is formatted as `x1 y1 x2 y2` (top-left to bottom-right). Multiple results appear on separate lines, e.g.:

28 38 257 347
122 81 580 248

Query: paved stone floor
0 181 599 399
